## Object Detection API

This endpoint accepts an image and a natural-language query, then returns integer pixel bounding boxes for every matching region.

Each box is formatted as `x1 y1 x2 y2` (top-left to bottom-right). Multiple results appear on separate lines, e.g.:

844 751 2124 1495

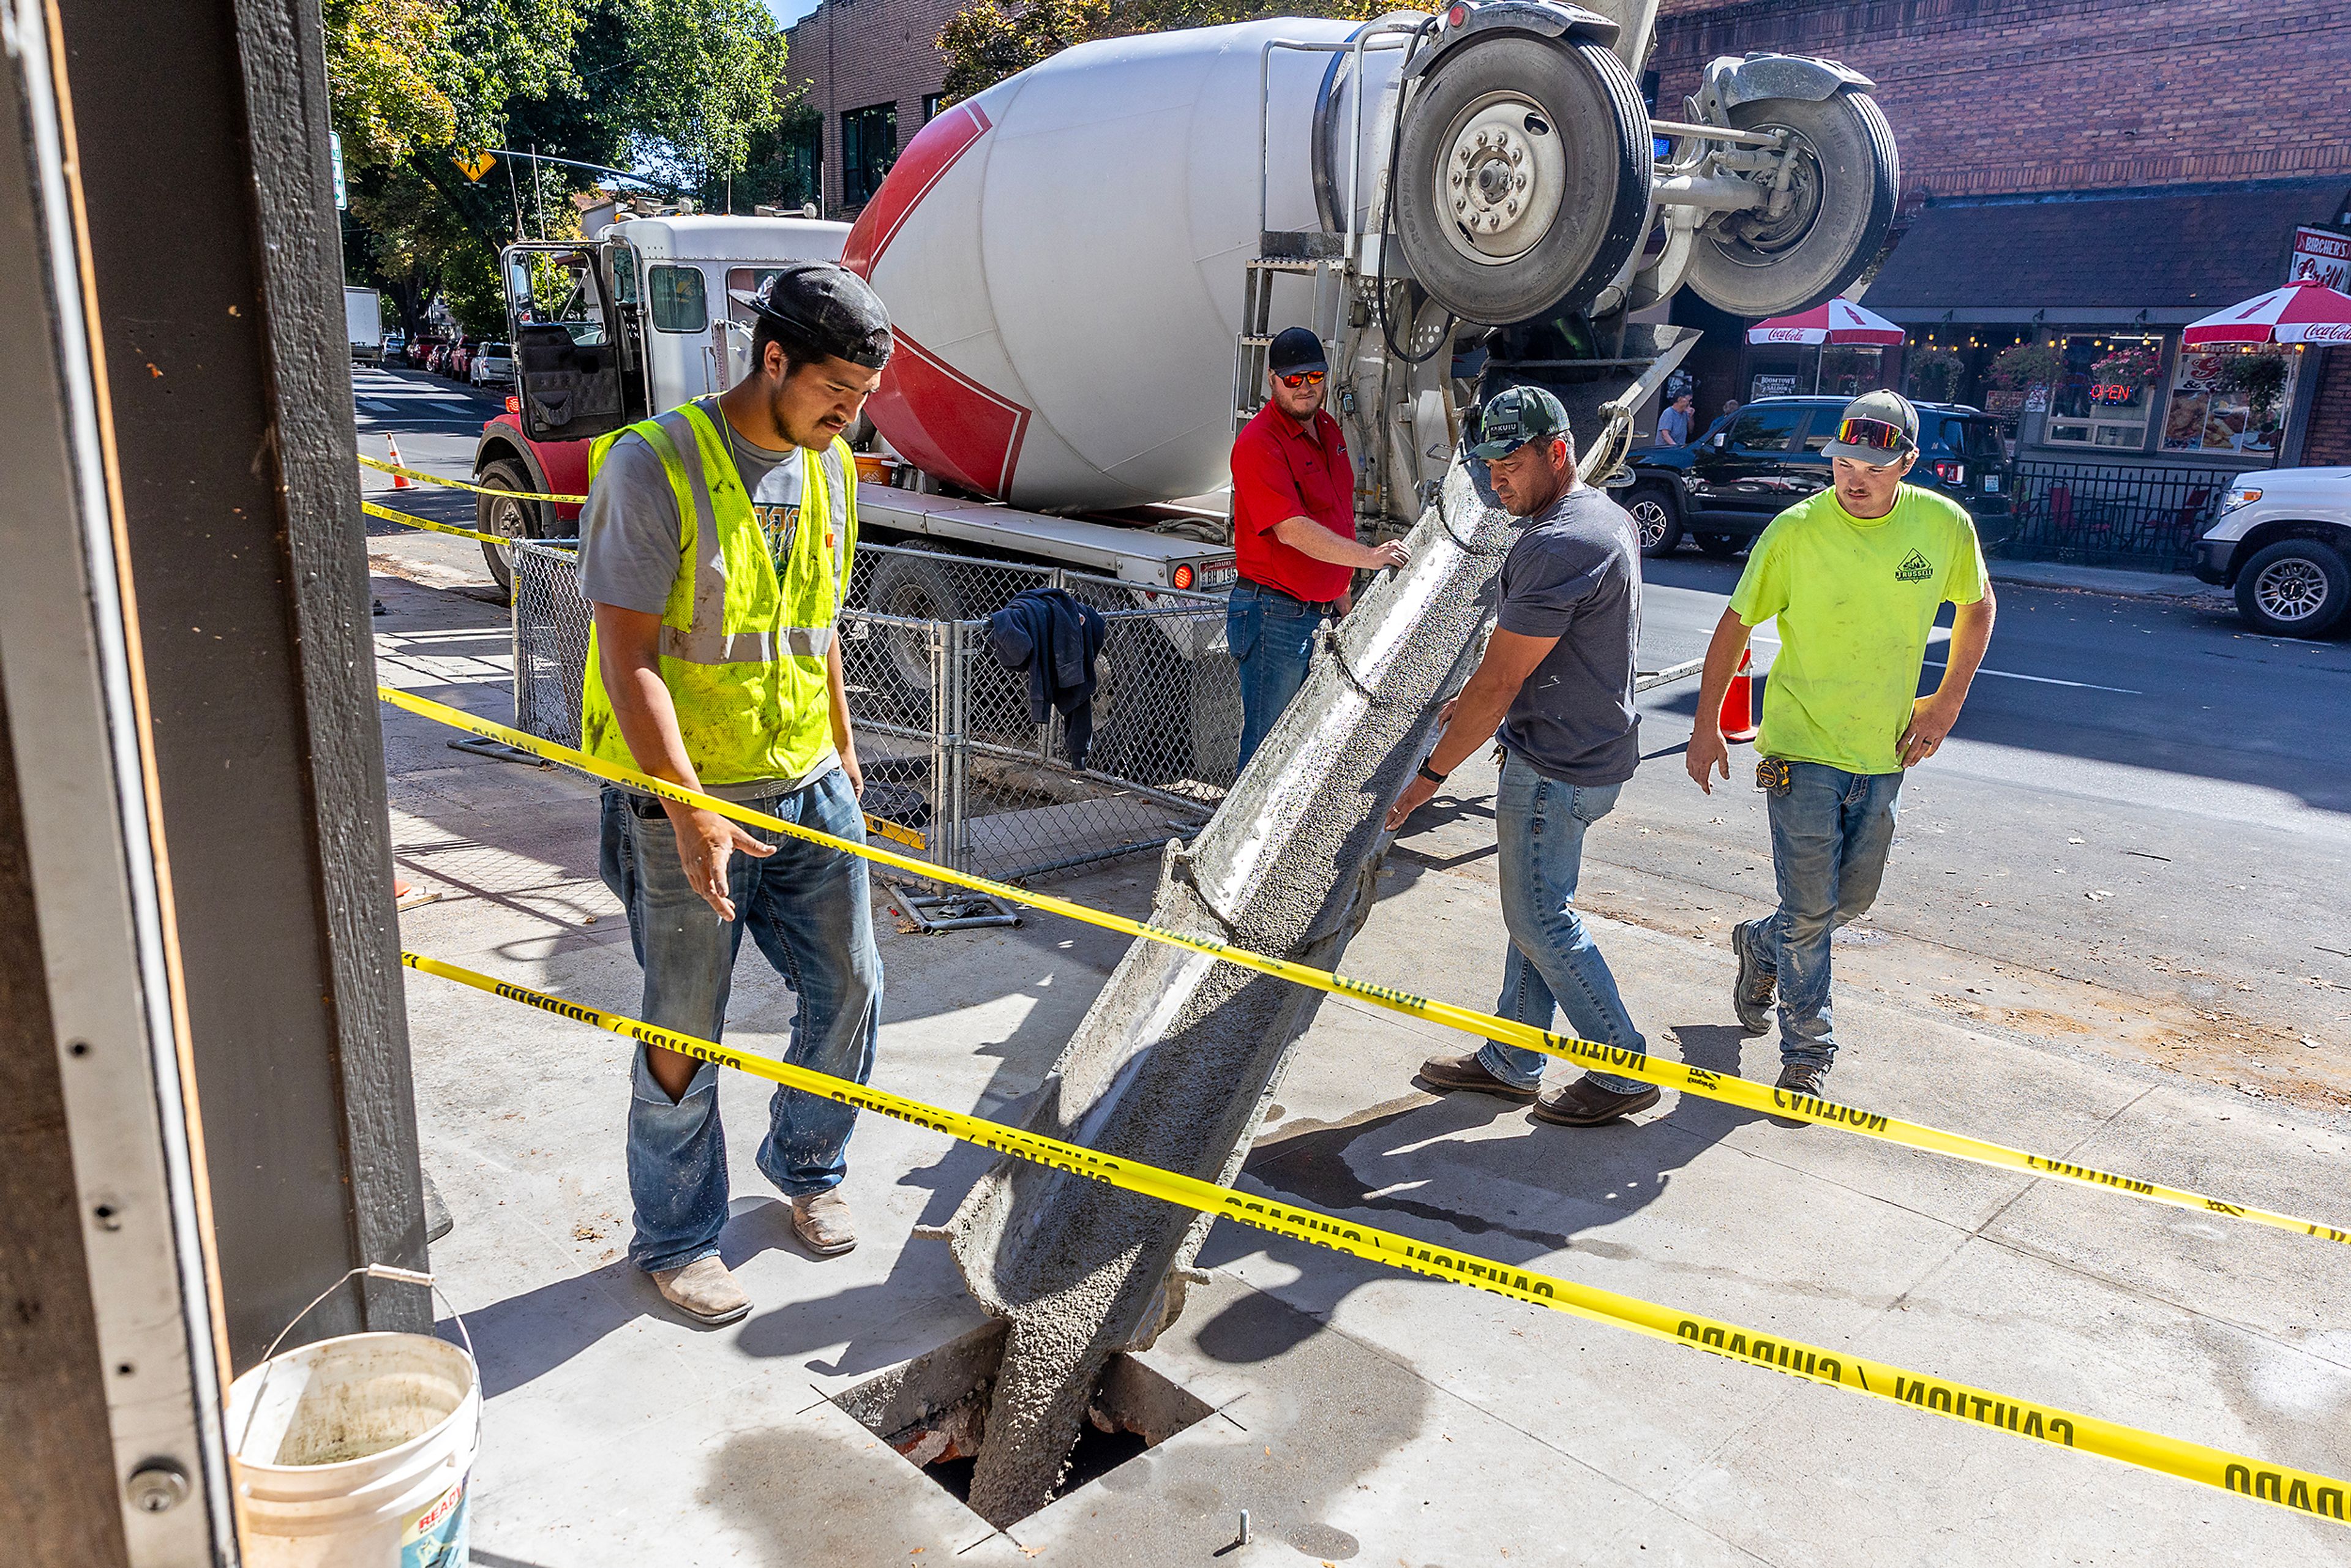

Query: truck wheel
2234 538 2350 639
1626 485 1683 558
1393 37 1651 326
861 546 969 726
1684 90 1899 320
474 458 544 599
1697 532 1744 559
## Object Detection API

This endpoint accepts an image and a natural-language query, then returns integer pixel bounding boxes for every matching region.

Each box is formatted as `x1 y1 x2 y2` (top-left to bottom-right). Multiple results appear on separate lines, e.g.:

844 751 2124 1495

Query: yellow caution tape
360 453 585 505
363 500 526 547
399 947 2351 1528
375 686 2351 1253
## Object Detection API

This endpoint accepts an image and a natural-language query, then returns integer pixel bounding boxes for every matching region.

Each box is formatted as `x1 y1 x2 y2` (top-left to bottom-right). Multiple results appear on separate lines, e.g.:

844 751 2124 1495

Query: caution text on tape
398 948 2351 1528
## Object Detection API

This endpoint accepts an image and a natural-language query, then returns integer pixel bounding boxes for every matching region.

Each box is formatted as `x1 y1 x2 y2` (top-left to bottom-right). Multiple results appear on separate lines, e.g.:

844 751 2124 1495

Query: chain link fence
510 539 1243 890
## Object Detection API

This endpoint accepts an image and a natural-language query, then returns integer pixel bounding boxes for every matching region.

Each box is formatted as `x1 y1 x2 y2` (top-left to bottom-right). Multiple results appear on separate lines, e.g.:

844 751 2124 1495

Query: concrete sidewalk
374 553 2351 1567
1987 557 2231 602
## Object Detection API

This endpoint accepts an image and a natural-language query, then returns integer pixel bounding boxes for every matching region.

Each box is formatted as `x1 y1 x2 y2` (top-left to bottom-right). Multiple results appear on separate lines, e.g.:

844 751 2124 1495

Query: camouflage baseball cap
1469 385 1572 459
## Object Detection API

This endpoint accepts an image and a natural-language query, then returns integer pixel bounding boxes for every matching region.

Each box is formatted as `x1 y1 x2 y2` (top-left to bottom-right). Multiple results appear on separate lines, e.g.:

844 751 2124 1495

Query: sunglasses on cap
1836 416 1910 453
1277 369 1326 389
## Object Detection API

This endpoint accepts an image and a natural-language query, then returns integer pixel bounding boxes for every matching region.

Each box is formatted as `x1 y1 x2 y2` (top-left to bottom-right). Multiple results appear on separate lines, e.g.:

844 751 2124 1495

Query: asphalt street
354 362 2351 1114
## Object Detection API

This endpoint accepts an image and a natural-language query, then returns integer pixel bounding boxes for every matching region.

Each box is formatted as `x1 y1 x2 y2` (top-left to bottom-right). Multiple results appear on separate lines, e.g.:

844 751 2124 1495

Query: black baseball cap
1469 386 1572 459
727 261 893 370
1268 326 1327 375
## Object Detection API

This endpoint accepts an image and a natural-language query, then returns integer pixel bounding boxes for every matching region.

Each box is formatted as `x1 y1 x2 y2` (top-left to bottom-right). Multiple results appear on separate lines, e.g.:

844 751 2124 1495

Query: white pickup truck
2193 467 2351 637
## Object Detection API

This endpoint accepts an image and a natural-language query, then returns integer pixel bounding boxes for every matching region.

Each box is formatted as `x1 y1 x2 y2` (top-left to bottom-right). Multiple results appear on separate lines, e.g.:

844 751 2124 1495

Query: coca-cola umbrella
1745 297 1907 346
2182 278 2351 346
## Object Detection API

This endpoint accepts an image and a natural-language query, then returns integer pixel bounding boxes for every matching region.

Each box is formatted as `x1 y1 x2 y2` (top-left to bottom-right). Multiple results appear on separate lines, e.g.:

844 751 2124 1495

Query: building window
2042 332 2159 449
923 94 946 123
842 102 899 208
2164 344 2298 459
778 113 821 209
647 263 707 334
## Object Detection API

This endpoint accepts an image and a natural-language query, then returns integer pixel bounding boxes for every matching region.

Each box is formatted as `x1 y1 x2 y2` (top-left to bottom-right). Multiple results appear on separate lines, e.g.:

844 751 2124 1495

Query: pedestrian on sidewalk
1228 326 1410 769
1654 391 1695 446
1685 391 1995 1101
577 263 893 1325
1387 386 1662 1127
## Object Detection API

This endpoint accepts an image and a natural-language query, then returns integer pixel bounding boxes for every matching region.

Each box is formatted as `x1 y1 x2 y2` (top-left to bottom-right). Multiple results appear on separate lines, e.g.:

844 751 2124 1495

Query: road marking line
1922 659 2140 695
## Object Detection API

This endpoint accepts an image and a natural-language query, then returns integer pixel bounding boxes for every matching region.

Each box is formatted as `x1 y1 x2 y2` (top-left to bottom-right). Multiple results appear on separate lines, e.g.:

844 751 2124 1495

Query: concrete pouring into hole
832 1321 1212 1522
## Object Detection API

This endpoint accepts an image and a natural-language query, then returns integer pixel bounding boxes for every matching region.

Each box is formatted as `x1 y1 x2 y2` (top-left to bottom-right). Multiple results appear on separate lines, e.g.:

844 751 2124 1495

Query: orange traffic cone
387 433 412 489
1719 648 1760 744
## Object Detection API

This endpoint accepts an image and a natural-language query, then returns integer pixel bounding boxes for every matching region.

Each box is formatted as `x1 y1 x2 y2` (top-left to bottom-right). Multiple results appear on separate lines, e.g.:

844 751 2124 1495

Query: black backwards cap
728 261 893 370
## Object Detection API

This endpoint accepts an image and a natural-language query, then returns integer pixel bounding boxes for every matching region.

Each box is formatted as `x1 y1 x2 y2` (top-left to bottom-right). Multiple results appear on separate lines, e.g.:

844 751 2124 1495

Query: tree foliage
327 0 791 334
939 0 1382 103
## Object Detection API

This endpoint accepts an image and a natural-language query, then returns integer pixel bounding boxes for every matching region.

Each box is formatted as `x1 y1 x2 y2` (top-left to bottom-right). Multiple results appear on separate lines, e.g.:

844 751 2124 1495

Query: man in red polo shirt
1228 326 1409 767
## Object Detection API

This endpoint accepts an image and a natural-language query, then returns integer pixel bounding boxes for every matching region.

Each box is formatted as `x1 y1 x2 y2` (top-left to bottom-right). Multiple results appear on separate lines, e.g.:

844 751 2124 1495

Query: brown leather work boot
792 1191 857 1256
651 1256 751 1326
1415 1052 1539 1102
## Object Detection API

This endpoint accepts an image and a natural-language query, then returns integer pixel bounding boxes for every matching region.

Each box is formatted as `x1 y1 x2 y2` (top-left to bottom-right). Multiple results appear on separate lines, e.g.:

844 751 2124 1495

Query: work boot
1531 1076 1661 1127
651 1257 752 1326
1415 1052 1539 1102
1772 1061 1828 1125
792 1191 858 1256
1731 920 1777 1033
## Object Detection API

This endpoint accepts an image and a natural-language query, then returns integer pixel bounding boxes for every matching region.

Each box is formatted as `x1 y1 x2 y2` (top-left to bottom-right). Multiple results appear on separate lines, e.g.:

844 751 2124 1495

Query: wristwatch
1417 761 1449 786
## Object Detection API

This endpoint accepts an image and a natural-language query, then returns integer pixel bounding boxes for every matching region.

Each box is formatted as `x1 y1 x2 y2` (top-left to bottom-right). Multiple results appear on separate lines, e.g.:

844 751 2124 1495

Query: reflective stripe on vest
576 400 858 787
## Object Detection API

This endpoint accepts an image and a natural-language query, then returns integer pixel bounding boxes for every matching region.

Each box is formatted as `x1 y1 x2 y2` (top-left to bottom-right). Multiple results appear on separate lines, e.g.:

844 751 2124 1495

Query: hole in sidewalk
831 1320 1212 1523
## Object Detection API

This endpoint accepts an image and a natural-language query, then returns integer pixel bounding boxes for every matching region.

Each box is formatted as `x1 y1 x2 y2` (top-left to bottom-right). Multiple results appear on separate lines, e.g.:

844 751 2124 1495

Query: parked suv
1623 397 2017 558
381 331 408 367
2192 467 2351 637
470 341 516 388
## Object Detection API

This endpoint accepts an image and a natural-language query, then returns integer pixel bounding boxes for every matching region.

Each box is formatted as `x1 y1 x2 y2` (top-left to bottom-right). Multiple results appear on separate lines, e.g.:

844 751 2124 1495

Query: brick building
782 0 964 219
1648 0 2351 471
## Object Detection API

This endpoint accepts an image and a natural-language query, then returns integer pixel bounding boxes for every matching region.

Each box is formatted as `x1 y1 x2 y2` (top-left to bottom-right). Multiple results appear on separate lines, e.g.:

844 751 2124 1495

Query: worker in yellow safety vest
576 261 891 1326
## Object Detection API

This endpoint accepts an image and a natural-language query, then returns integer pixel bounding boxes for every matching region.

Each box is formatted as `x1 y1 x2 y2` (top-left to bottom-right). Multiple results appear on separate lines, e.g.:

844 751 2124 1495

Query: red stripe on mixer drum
866 331 1030 500
843 102 992 277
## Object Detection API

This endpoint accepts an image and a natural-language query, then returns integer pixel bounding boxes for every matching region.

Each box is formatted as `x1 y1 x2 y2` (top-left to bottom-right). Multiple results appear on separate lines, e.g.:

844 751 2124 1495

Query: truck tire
1625 484 1684 558
1697 532 1744 559
1684 90 1899 320
861 546 967 726
474 458 545 599
2234 538 2350 639
1392 37 1651 326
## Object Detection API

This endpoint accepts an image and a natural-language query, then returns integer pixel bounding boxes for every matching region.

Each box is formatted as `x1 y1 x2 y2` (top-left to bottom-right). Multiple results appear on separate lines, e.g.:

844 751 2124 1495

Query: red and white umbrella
2182 278 2351 346
1745 297 1905 347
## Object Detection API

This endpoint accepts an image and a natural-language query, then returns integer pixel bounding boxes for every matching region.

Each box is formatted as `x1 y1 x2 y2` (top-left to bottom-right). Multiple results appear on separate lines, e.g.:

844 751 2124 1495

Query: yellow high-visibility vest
578 400 856 787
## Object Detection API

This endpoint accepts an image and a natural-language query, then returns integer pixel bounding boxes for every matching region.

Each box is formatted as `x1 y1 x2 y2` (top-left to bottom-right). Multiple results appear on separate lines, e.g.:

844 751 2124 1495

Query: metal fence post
949 617 973 876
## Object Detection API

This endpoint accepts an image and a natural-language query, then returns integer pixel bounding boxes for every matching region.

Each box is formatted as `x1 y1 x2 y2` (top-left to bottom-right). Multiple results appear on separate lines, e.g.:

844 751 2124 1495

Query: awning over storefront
1864 178 2351 326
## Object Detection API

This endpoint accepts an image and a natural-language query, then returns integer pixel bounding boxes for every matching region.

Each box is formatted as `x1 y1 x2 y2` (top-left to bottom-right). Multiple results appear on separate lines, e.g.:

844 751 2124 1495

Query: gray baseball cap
1469 386 1573 459
1819 389 1919 465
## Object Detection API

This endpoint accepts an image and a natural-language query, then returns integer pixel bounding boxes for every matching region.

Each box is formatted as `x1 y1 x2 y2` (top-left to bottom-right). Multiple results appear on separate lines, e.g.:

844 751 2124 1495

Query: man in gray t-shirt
1387 386 1665 1128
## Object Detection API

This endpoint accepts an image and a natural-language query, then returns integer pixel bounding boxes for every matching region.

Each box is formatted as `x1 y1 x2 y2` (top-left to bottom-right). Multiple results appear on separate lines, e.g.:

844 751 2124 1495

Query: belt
1236 579 1340 617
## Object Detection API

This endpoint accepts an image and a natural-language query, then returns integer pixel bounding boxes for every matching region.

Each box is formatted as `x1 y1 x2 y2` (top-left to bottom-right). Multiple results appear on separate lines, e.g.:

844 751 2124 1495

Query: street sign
455 149 497 182
330 130 345 211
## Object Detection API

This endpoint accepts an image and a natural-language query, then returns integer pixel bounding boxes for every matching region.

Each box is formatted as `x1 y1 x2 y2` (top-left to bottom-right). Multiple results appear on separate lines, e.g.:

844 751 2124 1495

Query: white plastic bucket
226 1270 479 1567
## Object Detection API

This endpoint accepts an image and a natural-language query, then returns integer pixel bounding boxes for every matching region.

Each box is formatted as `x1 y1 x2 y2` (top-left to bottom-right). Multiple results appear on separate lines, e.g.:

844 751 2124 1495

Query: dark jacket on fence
986 587 1108 770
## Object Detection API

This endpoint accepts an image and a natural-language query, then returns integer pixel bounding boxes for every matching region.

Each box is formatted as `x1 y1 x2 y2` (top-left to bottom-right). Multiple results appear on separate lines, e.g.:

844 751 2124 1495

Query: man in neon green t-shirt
1685 391 1997 1099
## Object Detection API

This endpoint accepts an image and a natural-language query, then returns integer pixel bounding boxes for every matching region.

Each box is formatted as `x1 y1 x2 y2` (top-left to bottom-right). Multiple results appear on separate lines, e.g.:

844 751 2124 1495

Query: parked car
381 331 408 367
423 339 448 375
2192 466 2351 637
448 340 473 381
469 341 515 388
1622 397 2017 559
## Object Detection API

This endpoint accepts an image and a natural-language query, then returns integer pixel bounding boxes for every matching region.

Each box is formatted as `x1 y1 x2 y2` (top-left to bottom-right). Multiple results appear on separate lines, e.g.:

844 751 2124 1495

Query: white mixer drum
846 17 1401 512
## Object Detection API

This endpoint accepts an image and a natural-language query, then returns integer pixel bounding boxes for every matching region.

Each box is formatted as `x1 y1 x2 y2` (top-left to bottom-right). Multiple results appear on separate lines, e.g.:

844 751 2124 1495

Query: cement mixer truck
476 0 1895 602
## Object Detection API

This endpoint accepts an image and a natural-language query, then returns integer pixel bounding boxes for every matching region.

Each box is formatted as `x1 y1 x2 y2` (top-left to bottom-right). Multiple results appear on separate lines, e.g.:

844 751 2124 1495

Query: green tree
939 0 1381 103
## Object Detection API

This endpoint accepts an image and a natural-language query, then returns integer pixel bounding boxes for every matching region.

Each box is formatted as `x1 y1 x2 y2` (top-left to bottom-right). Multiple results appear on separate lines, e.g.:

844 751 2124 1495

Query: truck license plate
1982 475 2001 493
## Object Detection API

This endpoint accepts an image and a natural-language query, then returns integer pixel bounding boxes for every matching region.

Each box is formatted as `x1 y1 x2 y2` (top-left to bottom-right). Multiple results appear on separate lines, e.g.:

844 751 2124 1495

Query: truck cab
470 215 1237 601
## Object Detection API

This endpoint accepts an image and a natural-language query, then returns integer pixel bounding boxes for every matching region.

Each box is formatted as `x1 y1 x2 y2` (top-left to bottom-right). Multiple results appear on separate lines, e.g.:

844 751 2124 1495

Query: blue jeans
1228 581 1325 770
598 768 883 1274
1747 762 1902 1070
1476 762 1651 1095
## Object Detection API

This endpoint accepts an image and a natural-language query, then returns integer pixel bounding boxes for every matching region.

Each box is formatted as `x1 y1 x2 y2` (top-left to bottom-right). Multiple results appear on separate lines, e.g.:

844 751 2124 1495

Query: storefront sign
2022 384 2050 413
2291 227 2350 291
1752 374 1798 398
